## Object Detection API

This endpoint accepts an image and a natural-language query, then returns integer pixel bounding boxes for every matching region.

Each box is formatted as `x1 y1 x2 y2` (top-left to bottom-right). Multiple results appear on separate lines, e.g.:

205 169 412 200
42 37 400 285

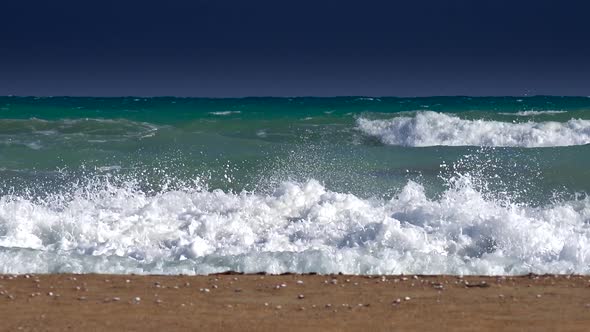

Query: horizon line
2 94 589 99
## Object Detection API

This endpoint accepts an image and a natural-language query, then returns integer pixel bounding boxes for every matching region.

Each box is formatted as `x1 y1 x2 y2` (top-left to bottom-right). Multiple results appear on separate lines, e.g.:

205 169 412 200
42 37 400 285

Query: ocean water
1 96 590 275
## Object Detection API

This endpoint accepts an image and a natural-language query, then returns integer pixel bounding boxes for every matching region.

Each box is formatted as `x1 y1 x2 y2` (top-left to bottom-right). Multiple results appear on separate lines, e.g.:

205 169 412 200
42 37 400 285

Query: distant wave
357 111 590 147
355 97 381 101
499 110 568 116
0 118 159 139
0 139 43 150
209 111 241 116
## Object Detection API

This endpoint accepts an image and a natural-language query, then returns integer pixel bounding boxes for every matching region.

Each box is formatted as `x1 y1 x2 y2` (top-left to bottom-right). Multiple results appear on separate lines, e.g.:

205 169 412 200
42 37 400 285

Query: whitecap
499 110 568 116
356 111 590 147
209 111 241 116
0 177 589 275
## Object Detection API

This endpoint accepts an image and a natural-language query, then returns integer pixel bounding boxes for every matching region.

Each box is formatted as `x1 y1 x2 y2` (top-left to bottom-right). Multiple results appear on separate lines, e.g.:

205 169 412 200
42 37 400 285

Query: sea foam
357 111 590 147
209 111 241 116
499 110 568 116
0 176 589 275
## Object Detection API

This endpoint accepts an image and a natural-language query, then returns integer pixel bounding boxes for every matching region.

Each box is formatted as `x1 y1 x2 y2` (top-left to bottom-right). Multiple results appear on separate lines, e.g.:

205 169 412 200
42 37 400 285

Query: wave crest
0 177 589 275
356 111 590 147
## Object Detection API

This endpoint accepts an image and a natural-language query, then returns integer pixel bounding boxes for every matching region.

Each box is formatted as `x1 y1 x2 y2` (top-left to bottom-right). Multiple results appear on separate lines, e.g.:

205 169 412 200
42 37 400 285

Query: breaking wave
357 111 590 147
1 175 589 275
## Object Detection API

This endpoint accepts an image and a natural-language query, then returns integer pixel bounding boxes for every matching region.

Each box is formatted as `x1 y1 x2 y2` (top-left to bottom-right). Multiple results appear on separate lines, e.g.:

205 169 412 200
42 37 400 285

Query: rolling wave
357 111 590 147
0 118 159 149
0 176 589 275
0 118 159 136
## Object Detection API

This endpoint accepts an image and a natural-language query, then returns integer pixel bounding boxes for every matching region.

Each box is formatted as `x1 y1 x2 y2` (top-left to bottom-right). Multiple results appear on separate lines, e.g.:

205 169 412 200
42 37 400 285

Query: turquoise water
2 96 589 201
1 96 589 275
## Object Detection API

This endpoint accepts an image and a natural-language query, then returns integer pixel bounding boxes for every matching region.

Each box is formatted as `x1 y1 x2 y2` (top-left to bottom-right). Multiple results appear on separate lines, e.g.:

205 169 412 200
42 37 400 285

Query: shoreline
1 273 589 331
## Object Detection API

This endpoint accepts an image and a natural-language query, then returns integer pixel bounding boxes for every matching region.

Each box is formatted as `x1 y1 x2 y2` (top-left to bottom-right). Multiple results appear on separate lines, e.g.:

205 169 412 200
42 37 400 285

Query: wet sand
1 273 589 331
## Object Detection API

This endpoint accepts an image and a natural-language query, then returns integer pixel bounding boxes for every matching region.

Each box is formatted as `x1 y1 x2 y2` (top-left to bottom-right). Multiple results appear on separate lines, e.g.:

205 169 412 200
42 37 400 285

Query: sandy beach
0 273 589 331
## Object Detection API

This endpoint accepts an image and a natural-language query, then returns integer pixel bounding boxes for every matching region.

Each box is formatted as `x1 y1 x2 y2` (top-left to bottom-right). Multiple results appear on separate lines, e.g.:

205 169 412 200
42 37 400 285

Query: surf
357 111 590 147
0 173 588 275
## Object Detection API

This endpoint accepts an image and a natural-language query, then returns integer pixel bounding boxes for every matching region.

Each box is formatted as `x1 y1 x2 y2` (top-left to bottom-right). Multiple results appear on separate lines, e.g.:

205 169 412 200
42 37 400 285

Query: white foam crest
1 177 589 275
209 111 241 116
499 110 568 116
355 97 381 101
357 111 590 147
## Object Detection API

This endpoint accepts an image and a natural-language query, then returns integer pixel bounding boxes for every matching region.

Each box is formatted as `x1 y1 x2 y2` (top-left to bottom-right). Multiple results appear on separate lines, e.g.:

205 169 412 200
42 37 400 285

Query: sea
1 96 589 275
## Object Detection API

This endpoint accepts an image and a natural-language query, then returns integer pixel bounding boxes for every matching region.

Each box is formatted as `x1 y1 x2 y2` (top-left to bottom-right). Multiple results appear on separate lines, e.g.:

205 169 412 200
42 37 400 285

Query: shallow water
1 96 589 274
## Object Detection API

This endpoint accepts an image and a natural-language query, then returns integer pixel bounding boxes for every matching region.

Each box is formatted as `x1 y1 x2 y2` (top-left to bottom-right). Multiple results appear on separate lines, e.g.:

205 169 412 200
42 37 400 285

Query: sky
1 0 589 97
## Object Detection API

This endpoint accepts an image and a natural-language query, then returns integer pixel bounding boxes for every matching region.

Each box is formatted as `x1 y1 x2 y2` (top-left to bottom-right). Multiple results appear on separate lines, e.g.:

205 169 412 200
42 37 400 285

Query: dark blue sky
1 0 589 96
